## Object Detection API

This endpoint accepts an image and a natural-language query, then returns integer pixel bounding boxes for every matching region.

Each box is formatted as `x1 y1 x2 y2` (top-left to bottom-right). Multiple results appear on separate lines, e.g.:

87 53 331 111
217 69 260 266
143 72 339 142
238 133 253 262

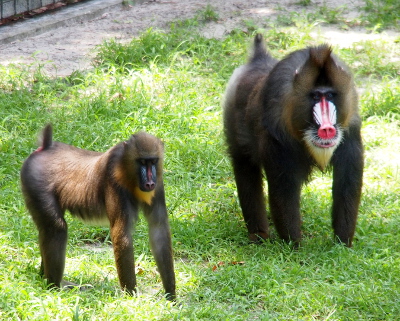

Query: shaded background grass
0 1 399 320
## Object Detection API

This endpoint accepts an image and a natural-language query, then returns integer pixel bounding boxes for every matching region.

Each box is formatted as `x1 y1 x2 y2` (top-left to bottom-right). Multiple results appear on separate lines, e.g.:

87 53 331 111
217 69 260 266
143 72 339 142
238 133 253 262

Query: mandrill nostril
318 125 336 139
145 182 155 190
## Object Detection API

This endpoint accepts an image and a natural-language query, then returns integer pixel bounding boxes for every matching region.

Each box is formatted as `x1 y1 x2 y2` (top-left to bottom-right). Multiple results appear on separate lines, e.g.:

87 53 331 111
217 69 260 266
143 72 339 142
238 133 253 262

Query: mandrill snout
318 124 336 141
144 181 156 191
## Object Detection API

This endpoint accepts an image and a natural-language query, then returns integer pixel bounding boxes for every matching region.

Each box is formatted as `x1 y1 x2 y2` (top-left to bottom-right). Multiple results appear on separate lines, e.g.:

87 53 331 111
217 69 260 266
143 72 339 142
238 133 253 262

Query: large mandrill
223 34 363 247
21 125 176 300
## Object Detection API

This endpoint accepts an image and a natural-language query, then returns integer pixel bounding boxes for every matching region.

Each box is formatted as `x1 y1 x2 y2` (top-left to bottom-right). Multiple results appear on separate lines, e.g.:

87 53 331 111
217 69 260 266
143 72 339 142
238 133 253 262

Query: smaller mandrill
223 34 363 247
21 125 176 300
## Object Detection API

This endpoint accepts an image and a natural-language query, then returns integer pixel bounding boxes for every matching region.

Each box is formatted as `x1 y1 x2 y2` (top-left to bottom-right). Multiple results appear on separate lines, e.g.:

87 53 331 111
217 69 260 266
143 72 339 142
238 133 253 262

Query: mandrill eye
312 92 321 102
326 92 334 100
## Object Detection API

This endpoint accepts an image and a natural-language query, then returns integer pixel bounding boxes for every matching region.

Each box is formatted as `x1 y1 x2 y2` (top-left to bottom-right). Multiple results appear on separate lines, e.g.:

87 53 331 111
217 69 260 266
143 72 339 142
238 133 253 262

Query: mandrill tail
38 124 53 151
249 33 277 68
249 33 269 63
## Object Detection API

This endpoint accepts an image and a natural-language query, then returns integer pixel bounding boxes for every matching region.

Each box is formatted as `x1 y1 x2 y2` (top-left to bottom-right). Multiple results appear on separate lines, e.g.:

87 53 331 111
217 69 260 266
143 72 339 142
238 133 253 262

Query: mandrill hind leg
231 155 269 242
28 194 68 289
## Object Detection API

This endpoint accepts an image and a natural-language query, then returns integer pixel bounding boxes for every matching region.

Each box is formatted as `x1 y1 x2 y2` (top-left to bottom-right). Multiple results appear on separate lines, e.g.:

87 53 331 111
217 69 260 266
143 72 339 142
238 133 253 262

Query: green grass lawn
0 2 399 320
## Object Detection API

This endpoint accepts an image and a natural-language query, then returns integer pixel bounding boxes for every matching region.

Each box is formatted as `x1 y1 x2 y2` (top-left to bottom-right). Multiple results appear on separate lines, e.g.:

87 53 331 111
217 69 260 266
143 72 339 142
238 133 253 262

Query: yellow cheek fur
134 187 155 205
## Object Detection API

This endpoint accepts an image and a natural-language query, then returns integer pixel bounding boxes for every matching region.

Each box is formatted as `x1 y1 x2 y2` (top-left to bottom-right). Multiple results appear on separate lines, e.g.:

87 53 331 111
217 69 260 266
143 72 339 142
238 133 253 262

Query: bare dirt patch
0 0 398 77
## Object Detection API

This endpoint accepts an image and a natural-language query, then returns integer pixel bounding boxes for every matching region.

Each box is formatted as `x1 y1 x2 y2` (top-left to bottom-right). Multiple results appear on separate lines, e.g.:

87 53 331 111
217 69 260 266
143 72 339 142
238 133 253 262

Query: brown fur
21 125 176 300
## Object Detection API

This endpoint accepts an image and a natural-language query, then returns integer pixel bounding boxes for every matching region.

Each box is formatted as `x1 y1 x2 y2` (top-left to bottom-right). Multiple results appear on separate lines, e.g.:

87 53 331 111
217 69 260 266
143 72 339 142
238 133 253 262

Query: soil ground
0 0 398 77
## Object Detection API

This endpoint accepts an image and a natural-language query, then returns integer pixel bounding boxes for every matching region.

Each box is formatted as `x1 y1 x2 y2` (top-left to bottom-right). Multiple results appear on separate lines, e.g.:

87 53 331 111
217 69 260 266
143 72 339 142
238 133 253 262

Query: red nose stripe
317 97 336 140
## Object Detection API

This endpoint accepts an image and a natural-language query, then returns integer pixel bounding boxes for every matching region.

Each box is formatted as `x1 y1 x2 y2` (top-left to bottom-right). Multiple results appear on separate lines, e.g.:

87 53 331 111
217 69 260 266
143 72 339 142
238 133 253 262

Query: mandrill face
303 88 344 169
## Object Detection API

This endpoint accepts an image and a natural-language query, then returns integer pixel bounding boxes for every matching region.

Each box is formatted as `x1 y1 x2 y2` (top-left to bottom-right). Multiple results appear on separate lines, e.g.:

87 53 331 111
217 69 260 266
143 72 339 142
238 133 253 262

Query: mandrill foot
248 232 269 243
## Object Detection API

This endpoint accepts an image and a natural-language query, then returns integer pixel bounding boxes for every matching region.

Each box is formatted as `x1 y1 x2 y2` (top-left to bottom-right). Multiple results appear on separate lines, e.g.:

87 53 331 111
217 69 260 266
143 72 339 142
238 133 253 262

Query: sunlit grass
362 0 400 31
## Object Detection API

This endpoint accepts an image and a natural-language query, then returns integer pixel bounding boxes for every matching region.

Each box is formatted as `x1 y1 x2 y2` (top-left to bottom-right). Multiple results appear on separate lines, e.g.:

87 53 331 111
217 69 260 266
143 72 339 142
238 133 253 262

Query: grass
362 0 400 31
0 2 400 320
276 6 346 27
278 0 400 31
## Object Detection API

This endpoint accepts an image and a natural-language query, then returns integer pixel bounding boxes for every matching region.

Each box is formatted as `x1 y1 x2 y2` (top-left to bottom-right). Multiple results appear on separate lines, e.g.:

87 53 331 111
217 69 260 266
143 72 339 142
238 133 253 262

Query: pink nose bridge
313 97 337 140
146 164 155 189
